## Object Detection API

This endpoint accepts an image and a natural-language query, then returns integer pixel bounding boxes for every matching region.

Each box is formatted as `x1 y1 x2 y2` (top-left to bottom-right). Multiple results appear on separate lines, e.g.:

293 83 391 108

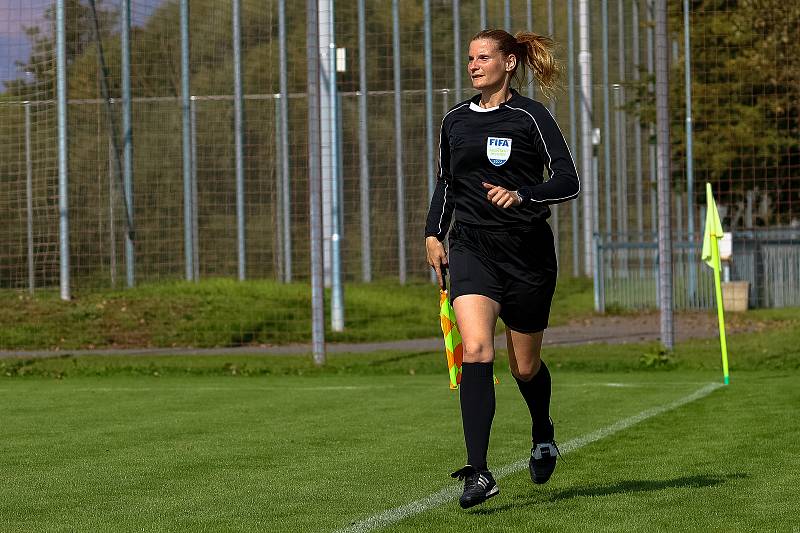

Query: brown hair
471 29 560 98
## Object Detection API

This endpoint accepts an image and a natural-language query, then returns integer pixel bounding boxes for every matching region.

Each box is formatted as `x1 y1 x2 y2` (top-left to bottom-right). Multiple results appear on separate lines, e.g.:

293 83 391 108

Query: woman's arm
424 123 455 241
516 104 580 206
425 121 454 288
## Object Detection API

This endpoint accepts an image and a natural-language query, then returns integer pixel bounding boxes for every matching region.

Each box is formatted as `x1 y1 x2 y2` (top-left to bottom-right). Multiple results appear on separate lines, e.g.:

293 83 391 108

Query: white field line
560 381 713 388
67 386 380 392
0 381 712 394
335 382 724 533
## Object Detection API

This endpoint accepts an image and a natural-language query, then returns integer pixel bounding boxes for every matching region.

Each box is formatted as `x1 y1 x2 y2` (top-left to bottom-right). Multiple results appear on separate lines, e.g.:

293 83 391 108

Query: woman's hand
426 236 448 288
482 182 521 208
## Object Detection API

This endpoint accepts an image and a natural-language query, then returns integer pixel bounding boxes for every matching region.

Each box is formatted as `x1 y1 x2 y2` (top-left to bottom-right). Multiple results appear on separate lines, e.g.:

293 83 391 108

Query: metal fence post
190 96 199 280
108 136 117 287
279 0 292 283
578 0 595 276
25 102 34 293
336 93 344 242
307 0 326 365
393 0 406 284
647 0 658 244
275 98 283 281
329 0 344 331
655 0 675 349
319 0 336 288
424 0 433 201
617 0 629 257
602 0 612 241
180 0 193 281
56 0 70 301
568 0 580 276
613 84 626 272
632 0 645 275
108 138 117 287
424 0 437 284
122 0 134 288
232 0 246 281
357 0 371 283
594 233 605 312
548 0 558 260
452 0 461 103
684 0 697 302
526 0 534 100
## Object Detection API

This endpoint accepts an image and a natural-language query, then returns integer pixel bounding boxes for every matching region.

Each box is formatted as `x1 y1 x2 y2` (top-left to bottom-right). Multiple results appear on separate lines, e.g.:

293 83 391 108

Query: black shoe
529 440 560 484
451 465 499 509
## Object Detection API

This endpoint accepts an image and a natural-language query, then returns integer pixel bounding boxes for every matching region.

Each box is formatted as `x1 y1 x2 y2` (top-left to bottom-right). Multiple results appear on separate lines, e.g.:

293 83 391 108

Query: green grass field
2 336 799 531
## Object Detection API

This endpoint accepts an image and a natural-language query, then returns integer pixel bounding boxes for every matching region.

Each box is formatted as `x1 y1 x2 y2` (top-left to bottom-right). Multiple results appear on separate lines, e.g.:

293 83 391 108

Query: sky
0 0 164 86
0 1 45 84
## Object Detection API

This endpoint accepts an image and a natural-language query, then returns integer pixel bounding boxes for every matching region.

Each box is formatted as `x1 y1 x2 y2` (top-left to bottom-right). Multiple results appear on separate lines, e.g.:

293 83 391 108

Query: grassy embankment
0 277 593 350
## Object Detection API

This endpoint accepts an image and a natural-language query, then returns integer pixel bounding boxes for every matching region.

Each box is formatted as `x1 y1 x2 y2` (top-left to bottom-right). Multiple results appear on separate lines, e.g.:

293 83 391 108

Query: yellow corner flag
701 183 724 270
702 183 730 385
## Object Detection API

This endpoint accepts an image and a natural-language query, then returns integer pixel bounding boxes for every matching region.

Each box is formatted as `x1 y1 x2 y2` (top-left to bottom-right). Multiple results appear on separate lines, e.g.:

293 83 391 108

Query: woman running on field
424 29 580 509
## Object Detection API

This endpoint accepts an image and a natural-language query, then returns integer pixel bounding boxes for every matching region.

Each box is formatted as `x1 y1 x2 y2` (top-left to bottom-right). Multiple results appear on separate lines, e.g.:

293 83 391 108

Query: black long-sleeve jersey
424 89 580 241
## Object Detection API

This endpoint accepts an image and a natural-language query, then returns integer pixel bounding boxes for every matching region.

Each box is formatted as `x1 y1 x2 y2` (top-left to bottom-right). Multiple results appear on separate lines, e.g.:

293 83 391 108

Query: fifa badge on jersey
486 137 512 166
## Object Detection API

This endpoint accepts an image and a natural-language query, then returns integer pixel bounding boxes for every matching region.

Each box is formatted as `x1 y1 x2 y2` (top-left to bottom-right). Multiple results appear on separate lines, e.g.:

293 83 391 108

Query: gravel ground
541 310 755 346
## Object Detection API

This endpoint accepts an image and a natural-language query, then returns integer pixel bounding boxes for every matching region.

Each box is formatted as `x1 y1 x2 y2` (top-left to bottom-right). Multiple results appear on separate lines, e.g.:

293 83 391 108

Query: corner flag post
702 183 730 385
710 219 730 384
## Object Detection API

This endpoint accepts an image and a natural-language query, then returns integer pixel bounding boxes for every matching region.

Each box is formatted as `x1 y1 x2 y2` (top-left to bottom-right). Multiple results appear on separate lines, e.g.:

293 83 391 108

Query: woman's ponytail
513 32 560 98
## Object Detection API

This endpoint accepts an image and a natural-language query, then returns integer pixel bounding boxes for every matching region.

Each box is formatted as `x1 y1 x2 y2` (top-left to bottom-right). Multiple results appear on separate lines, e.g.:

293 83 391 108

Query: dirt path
0 311 754 359
541 311 755 347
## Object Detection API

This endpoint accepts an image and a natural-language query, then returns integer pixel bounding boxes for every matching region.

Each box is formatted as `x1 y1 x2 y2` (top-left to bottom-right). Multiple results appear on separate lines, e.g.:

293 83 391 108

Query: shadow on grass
471 473 748 515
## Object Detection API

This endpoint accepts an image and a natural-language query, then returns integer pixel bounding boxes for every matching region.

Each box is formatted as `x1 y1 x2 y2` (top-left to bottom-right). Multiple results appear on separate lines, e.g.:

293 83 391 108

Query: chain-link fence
596 1 800 311
1 0 798 349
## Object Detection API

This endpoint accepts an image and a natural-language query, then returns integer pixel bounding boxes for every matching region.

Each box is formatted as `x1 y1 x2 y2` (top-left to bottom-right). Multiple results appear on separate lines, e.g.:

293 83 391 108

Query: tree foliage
630 0 799 226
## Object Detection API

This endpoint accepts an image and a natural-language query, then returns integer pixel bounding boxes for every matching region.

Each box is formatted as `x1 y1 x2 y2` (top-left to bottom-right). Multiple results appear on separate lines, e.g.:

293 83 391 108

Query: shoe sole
459 486 499 509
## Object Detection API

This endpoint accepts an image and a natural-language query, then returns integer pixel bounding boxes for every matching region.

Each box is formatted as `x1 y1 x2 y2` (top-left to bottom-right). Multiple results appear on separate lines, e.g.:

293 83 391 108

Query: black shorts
448 221 558 333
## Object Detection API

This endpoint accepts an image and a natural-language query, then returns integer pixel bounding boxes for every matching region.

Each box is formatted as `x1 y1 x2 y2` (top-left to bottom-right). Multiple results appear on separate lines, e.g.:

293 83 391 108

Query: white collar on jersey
469 89 516 112
469 101 500 112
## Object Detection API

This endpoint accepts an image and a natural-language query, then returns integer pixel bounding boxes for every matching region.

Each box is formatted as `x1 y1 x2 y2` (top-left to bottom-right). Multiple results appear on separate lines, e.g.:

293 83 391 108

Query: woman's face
468 38 515 92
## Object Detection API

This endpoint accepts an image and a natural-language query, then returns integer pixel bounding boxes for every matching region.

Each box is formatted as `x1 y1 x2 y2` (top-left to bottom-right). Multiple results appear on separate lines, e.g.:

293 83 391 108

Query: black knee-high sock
514 360 553 442
459 362 495 471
